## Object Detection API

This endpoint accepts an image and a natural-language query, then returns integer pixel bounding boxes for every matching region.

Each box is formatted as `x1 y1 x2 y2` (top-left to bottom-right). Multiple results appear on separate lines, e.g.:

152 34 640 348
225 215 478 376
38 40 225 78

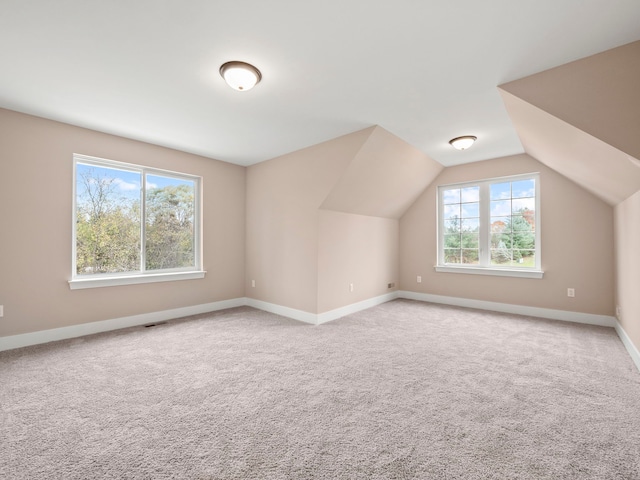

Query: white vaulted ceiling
0 1 639 167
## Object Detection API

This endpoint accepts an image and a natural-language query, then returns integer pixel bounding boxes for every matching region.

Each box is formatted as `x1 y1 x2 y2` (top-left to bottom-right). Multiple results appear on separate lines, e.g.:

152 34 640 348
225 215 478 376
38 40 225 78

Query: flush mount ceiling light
449 135 477 150
219 61 262 91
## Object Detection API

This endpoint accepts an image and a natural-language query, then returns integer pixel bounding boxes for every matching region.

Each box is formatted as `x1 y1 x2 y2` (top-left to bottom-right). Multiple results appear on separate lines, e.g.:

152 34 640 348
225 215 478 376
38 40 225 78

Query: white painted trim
437 172 542 272
68 270 207 289
72 154 204 287
245 292 400 325
434 265 544 279
244 298 319 325
615 321 640 372
2 291 626 360
0 298 245 352
317 292 399 324
397 291 616 327
1 294 400 351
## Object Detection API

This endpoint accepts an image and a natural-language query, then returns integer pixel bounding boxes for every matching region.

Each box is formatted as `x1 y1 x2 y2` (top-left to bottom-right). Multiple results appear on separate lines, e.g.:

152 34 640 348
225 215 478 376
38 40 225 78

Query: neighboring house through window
436 173 542 278
70 154 204 289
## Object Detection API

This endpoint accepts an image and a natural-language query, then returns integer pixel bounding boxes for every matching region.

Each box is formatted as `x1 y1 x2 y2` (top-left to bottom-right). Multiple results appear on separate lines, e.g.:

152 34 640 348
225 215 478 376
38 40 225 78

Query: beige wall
0 108 246 337
498 40 640 357
320 126 443 218
246 127 413 315
499 89 640 206
0 105 631 356
318 211 398 313
245 129 369 313
615 190 640 350
400 153 615 315
500 40 640 162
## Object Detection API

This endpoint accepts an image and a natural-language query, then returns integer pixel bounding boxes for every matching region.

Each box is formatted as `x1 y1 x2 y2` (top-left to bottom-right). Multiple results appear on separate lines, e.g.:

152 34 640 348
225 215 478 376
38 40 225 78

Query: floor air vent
143 322 167 328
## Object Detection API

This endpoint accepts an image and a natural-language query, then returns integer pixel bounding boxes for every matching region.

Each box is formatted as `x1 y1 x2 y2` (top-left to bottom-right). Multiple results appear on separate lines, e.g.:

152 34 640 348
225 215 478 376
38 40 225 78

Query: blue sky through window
76 163 141 203
490 182 510 200
77 164 195 203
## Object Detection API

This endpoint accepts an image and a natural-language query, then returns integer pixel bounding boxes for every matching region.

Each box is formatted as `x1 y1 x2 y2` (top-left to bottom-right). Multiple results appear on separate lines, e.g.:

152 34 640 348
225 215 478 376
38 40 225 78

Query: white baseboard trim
317 292 400 324
0 298 246 352
245 292 400 325
614 321 640 372
0 294 398 351
244 298 319 325
397 291 617 328
2 291 631 366
398 291 638 372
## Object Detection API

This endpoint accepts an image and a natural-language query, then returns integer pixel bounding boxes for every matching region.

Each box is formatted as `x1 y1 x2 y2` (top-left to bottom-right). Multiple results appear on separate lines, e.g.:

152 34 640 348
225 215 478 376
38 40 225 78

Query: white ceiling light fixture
219 61 262 91
449 135 477 150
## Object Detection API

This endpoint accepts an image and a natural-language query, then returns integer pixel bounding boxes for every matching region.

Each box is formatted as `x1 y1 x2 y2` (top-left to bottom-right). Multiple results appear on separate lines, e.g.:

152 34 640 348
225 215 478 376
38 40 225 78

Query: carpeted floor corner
1 299 639 479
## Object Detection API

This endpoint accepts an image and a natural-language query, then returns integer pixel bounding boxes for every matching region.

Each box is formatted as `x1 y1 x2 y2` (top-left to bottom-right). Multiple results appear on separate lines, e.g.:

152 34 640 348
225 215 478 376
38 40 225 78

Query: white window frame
69 154 205 289
436 173 543 279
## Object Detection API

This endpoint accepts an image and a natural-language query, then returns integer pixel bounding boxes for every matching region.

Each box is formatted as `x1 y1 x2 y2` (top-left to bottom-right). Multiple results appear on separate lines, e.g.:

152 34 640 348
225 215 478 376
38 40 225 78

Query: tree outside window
74 156 200 278
438 174 540 272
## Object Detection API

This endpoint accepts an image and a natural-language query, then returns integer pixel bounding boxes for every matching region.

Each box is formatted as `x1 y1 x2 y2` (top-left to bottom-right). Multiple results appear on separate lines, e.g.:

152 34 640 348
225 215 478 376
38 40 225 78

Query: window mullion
478 182 490 266
534 174 541 270
140 171 146 273
437 188 444 266
435 172 541 276
73 154 202 282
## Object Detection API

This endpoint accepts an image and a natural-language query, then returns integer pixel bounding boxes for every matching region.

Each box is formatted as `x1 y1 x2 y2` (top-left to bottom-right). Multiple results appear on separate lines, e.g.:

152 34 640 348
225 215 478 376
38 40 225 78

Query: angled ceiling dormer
499 40 640 205
320 126 443 218
499 89 640 205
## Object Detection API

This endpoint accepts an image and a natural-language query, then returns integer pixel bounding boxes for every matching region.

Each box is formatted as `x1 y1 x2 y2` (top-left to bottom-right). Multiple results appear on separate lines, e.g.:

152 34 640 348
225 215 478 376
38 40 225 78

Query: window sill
69 270 207 290
435 265 543 279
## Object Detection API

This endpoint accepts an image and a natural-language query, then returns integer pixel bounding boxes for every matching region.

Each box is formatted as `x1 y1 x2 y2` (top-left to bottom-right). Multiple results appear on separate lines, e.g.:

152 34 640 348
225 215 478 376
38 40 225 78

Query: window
70 154 204 289
436 173 542 278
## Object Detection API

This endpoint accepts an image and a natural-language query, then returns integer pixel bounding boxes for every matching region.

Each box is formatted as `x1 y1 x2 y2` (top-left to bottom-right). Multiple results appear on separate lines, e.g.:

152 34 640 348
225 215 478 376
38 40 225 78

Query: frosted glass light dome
219 61 262 91
449 135 477 150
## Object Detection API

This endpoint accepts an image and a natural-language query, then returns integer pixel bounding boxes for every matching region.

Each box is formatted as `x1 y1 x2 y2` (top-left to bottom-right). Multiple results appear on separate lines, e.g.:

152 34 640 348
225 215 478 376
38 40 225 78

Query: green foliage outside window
444 209 535 266
145 185 195 270
75 163 196 276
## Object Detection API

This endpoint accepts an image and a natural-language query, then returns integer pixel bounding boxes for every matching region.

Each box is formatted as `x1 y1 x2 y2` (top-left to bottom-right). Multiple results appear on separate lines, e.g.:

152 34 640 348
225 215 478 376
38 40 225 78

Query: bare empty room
1 1 639 478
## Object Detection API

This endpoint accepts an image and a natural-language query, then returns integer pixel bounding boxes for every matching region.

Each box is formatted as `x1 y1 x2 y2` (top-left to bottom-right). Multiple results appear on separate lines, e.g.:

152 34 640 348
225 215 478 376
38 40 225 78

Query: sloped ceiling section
499 89 640 206
320 126 443 218
499 40 640 205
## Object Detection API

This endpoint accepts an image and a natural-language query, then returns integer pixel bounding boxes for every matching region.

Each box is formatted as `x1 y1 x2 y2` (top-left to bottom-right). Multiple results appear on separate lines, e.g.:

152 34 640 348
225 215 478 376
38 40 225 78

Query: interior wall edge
244 298 319 325
615 320 640 372
316 292 399 324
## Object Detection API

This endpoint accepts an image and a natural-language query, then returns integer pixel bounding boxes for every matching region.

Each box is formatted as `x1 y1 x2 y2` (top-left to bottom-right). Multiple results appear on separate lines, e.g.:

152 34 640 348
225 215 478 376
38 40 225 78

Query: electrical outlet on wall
417 276 422 283
0 305 3 317
349 283 354 292
567 288 575 298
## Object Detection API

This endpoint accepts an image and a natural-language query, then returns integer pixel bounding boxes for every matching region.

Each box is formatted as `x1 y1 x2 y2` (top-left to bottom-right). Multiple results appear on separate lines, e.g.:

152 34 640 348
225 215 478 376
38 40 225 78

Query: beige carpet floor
1 299 639 479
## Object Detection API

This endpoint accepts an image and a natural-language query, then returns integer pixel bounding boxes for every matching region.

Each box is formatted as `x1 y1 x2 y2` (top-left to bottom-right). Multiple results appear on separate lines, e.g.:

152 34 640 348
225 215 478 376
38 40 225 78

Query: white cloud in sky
491 200 511 216
515 187 535 198
443 189 459 204
113 178 139 191
461 187 479 203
